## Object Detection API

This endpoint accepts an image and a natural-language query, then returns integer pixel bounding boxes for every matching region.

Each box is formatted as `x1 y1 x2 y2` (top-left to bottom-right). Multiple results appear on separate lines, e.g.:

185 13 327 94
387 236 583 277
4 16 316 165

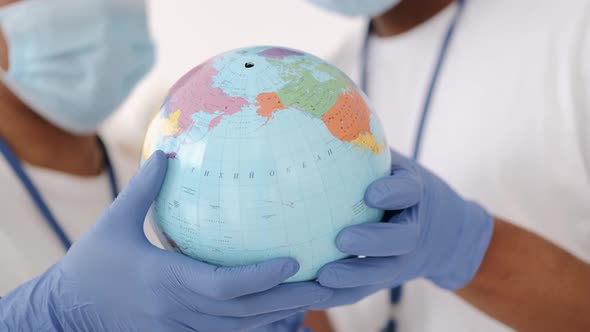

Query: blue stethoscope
360 0 466 329
0 135 119 251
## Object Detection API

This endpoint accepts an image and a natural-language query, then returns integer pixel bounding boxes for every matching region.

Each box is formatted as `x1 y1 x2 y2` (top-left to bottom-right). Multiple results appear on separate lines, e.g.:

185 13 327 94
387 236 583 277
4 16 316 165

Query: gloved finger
309 282 387 310
335 212 419 257
158 252 300 300
184 282 332 317
317 256 409 288
105 150 168 236
364 168 422 211
169 307 308 332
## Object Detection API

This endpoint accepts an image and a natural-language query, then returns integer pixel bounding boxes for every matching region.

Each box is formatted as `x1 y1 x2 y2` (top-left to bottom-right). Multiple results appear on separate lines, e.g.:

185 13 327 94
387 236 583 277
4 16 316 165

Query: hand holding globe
142 46 391 282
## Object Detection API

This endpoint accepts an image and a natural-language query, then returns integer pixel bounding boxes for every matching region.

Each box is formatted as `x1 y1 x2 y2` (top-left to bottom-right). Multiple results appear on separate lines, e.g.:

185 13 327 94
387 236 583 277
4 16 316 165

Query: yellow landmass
159 110 182 136
141 110 182 160
351 132 384 155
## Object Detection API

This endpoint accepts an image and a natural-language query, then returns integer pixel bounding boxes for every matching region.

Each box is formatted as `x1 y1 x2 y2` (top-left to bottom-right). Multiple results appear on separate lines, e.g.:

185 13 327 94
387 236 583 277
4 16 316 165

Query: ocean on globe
141 46 391 282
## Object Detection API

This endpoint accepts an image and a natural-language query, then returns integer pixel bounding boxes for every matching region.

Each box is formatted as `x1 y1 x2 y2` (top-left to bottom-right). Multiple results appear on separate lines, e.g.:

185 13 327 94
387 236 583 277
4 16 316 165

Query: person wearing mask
300 0 590 331
3 0 588 330
0 0 154 294
0 0 331 330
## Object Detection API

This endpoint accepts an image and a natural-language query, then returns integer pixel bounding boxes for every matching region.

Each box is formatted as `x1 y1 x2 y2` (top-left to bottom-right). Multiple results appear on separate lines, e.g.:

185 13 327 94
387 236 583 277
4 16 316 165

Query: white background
107 0 364 157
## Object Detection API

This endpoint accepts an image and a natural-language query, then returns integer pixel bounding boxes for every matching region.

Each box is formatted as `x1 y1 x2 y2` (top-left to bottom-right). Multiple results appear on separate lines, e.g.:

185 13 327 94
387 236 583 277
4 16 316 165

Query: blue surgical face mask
0 0 155 134
306 0 402 17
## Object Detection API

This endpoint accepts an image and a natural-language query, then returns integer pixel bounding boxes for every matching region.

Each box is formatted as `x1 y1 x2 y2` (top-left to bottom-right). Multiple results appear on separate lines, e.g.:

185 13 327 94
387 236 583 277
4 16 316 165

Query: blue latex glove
0 151 332 331
312 150 494 309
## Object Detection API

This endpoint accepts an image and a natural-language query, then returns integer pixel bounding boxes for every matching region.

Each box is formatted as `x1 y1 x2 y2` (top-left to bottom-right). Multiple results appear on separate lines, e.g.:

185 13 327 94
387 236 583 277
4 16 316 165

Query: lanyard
0 135 119 251
360 0 466 161
360 2 466 327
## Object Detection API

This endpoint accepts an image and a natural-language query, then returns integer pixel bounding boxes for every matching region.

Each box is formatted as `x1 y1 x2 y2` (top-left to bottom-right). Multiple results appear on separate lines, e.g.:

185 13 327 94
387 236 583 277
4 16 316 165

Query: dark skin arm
310 218 590 332
457 218 590 332
303 311 335 332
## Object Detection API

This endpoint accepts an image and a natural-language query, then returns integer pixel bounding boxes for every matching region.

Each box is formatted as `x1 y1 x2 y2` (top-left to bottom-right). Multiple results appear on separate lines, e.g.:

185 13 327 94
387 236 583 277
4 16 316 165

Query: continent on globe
142 46 391 282
167 62 249 134
257 47 304 59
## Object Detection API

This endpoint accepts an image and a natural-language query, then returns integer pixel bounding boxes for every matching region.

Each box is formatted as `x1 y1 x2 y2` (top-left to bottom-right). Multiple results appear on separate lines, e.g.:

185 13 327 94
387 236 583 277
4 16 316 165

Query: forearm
456 218 590 331
303 310 335 332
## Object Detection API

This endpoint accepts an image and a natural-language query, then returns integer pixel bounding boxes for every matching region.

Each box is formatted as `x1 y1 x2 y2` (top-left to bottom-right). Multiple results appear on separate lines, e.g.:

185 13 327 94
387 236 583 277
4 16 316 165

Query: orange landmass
322 88 383 154
256 92 286 124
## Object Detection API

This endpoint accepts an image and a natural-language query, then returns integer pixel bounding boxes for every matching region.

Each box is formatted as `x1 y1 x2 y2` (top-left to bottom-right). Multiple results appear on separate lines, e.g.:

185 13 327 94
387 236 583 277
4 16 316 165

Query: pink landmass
258 47 304 59
167 60 249 136
208 114 224 131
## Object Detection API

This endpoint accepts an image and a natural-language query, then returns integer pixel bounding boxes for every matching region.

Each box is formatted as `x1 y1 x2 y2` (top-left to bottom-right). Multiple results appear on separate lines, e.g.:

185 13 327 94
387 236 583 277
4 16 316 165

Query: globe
142 46 391 282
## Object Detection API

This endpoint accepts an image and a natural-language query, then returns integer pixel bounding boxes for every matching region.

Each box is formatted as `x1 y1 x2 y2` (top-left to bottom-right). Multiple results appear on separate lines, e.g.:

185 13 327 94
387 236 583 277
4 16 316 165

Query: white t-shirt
0 138 139 295
328 0 590 331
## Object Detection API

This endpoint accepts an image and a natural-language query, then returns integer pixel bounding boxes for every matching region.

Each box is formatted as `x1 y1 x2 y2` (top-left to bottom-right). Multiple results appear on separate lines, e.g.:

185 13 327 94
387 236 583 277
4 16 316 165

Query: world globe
142 46 391 282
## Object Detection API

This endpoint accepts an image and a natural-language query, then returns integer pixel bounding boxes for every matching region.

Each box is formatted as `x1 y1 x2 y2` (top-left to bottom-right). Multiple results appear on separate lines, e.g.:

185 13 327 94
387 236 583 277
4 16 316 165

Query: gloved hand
312 150 493 309
0 151 332 331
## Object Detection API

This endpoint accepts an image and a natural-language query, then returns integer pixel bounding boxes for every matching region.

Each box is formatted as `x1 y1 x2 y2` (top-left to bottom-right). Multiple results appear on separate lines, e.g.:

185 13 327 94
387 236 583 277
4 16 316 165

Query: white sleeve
575 4 590 180
326 25 367 86
572 3 590 261
0 232 32 296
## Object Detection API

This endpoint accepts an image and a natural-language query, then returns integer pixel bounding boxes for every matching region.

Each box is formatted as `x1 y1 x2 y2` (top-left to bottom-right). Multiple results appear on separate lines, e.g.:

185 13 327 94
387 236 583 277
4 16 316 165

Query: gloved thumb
365 167 422 211
102 150 168 234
